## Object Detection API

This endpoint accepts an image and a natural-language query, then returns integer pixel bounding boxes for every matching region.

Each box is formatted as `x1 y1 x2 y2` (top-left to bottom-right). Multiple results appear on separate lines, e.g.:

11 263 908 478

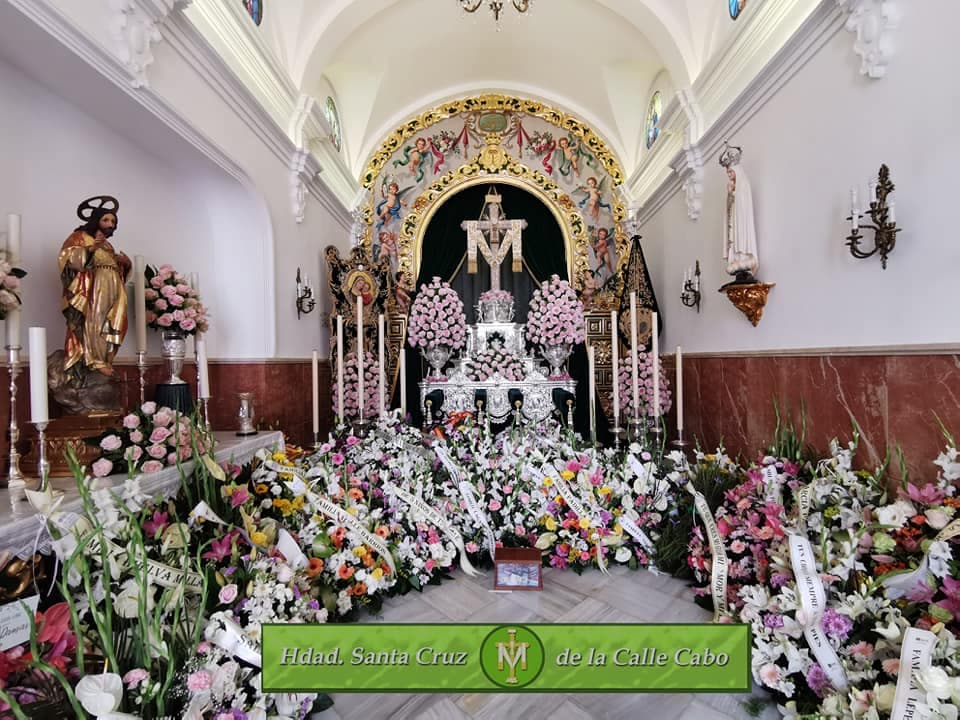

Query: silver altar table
0 431 284 560
420 363 576 424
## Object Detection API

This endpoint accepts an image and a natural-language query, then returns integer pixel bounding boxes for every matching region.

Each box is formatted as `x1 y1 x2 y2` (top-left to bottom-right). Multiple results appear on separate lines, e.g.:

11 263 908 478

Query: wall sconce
681 260 702 312
846 164 901 269
295 267 316 318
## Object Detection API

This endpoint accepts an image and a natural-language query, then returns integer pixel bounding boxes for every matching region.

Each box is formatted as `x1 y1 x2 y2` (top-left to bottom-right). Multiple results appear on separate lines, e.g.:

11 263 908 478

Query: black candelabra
681 260 701 312
846 164 901 269
296 267 316 317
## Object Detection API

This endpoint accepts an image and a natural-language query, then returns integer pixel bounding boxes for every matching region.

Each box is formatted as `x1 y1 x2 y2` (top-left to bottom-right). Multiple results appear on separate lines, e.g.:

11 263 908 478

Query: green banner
262 623 750 693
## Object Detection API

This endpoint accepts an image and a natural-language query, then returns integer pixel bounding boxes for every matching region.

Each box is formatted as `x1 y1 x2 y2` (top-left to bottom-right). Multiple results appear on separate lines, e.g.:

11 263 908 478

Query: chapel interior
0 1 957 719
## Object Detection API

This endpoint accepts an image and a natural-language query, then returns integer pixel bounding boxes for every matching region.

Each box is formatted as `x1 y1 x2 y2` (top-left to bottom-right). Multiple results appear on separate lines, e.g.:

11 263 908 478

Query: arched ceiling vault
259 0 735 180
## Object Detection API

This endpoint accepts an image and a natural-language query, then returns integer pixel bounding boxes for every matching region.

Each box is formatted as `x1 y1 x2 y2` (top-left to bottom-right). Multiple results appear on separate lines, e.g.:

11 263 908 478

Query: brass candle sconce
846 164 901 269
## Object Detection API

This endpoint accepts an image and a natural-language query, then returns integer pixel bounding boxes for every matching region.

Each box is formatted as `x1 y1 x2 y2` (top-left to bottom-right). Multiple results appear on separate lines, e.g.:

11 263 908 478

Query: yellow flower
543 516 558 531
250 531 267 546
346 507 359 516
371 567 384 581
543 477 554 487
578 517 591 530
598 486 612 496
560 470 575 481
292 496 305 511
704 454 717 462
613 522 623 535
254 484 269 495
223 486 234 497
271 451 287 462
353 546 368 558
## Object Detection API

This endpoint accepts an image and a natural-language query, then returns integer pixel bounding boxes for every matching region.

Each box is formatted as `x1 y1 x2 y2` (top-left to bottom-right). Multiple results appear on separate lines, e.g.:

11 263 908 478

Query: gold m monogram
495 628 529 684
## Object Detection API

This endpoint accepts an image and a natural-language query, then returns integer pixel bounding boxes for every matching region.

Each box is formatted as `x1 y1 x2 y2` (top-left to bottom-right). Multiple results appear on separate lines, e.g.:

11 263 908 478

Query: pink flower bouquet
526 274 585 348
407 277 467 351
332 351 382 420
617 353 672 418
144 264 209 335
479 289 512 304
467 345 524 382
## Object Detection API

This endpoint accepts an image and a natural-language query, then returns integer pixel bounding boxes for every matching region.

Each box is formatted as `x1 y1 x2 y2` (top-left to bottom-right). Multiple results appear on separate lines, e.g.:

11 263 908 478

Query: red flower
36 603 71 645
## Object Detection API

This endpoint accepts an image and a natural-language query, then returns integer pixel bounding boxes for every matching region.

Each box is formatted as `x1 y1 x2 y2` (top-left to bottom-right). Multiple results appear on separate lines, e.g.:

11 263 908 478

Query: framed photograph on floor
494 547 543 591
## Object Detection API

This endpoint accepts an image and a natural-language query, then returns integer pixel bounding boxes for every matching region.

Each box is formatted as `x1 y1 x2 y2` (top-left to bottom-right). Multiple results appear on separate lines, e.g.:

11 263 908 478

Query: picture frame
493 547 543 591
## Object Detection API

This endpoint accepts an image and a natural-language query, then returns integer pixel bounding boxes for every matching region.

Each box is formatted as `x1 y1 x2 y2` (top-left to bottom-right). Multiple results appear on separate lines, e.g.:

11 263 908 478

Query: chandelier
459 0 531 23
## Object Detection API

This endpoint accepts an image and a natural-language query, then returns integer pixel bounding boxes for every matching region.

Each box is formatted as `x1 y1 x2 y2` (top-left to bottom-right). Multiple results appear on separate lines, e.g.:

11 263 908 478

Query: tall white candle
888 199 896 224
6 214 21 261
356 301 364 421
336 316 344 422
629 292 640 421
651 311 660 419
311 350 319 435
676 346 684 433
378 314 385 418
28 327 48 424
134 255 147 353
195 338 211 399
5 215 21 350
587 344 596 441
610 310 619 425
399 347 407 420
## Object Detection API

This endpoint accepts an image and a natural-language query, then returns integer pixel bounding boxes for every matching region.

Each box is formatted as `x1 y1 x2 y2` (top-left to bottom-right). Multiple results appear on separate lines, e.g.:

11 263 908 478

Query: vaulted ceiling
253 0 741 176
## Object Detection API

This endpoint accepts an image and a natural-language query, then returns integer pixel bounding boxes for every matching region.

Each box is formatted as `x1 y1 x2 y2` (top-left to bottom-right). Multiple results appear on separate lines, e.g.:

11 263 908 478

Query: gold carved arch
360 95 628 304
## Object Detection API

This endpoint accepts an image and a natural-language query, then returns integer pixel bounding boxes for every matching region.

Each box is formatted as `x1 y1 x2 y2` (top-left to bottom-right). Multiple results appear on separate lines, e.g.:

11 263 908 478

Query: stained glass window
324 96 342 153
243 0 263 26
729 0 745 20
645 91 662 150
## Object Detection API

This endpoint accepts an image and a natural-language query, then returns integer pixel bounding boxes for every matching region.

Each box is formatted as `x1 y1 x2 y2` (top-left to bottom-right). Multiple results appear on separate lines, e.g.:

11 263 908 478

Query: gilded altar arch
359 94 629 307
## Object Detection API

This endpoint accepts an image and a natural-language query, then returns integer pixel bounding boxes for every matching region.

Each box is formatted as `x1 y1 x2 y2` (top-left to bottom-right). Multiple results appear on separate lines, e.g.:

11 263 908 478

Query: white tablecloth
0 431 284 560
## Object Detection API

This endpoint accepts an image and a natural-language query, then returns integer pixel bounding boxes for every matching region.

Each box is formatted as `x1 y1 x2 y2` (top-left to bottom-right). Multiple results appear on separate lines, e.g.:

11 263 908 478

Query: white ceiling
256 0 741 178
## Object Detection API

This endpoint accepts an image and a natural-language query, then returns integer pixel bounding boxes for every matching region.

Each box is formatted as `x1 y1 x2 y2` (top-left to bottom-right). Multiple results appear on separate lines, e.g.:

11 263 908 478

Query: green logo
479 625 545 688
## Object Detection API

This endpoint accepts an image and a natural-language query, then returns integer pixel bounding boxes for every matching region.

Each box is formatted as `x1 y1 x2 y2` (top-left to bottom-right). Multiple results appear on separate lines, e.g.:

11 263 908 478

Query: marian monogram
479 625 545 688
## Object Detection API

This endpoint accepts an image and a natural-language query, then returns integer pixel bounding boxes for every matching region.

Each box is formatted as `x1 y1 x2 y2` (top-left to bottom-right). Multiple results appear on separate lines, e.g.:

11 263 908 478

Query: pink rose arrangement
617 353 672 418
526 274 585 348
89 400 211 477
407 276 466 352
0 251 26 320
143 264 209 335
332 351 382 420
466 345 524 382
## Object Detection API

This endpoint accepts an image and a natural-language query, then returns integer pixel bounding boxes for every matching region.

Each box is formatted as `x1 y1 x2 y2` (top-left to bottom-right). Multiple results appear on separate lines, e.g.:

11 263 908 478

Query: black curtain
400 183 600 438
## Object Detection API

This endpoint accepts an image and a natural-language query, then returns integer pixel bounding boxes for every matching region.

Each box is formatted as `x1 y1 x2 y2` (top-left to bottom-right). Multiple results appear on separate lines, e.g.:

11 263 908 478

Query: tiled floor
324 566 780 720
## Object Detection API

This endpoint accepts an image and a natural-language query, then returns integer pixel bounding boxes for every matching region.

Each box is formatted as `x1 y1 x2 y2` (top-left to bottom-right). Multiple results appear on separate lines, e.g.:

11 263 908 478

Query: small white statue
720 143 759 284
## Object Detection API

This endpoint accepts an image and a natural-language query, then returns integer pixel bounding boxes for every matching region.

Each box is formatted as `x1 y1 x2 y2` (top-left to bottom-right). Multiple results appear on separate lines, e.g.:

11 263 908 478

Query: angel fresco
590 226 616 278
375 179 414 231
375 229 399 266
575 176 612 222
393 136 444 183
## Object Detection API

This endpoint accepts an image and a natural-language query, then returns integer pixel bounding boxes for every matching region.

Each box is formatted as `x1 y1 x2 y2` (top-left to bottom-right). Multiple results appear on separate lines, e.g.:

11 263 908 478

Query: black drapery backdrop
396 183 609 441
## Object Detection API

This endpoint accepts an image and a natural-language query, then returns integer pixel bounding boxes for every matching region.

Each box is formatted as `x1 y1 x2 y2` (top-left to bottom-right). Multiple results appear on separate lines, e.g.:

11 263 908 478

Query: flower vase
236 392 257 436
160 329 187 385
542 343 572 378
423 344 451 379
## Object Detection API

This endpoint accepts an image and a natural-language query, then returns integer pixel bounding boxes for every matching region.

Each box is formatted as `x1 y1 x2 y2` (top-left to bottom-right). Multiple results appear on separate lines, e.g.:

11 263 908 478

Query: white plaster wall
0 57 222 361
642 2 960 353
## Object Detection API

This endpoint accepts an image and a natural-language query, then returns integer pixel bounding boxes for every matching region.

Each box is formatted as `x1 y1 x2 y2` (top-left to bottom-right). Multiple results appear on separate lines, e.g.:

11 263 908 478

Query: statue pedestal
21 413 123 479
156 384 194 416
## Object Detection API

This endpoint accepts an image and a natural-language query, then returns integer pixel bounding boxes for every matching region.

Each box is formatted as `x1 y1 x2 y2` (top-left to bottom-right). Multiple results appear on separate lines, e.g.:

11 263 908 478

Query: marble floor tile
549 699 597 720
457 692 569 720
418 575 499 621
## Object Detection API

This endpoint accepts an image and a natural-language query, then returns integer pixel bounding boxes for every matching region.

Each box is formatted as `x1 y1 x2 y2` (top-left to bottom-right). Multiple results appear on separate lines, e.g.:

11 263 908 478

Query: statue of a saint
720 144 759 284
58 196 131 378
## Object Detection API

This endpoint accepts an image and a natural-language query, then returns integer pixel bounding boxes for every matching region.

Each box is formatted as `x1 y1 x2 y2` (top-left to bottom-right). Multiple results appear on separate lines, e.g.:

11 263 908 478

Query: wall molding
836 0 899 79
678 343 960 359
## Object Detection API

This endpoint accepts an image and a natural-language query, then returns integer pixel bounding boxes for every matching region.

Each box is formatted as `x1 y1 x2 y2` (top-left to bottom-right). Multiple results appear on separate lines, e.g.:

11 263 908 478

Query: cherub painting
375 230 399 266
553 133 597 179
590 226 616 278
375 179 414 231
393 136 443 183
575 176 611 222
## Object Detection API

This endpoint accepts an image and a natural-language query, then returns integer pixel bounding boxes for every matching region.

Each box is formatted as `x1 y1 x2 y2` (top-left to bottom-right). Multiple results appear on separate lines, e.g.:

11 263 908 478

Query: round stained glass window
645 91 662 150
243 0 263 26
324 96 342 153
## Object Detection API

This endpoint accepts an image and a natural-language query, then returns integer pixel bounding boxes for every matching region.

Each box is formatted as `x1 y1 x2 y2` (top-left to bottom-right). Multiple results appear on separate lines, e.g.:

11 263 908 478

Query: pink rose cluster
526 274 586 347
617 353 672 418
407 277 467 352
143 264 209 336
332 351 383 420
91 400 211 477
466 346 524 382
478 289 512 304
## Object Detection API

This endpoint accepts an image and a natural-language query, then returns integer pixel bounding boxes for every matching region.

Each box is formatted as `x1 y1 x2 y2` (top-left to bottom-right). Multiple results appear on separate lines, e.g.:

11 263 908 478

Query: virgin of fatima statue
720 143 759 285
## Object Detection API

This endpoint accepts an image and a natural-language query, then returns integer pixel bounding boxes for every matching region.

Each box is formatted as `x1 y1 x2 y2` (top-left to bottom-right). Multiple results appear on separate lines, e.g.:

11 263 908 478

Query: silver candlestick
201 397 212 433
136 350 147 406
34 420 49 492
5 345 24 488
